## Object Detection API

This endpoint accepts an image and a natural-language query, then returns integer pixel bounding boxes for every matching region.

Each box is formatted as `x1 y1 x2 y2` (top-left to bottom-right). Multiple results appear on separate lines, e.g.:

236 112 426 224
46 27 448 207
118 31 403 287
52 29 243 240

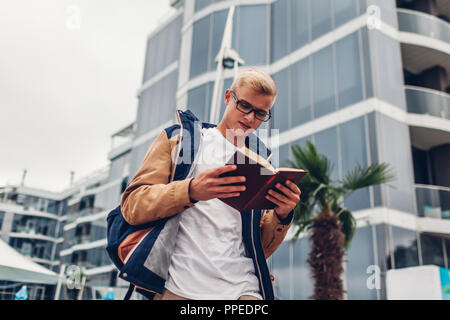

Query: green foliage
287 141 395 250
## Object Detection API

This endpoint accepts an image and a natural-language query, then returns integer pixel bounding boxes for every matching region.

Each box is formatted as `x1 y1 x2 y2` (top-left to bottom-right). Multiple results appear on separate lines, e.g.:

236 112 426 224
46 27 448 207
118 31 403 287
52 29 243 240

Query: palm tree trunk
308 208 345 300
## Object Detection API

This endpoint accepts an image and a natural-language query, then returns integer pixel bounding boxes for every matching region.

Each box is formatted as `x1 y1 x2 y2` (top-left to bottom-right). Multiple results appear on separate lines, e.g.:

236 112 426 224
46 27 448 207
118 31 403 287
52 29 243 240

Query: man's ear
224 89 231 105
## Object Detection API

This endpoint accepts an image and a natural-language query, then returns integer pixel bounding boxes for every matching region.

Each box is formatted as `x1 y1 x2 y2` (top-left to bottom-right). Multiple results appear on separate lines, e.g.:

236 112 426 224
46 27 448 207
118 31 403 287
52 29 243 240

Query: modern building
1 0 448 300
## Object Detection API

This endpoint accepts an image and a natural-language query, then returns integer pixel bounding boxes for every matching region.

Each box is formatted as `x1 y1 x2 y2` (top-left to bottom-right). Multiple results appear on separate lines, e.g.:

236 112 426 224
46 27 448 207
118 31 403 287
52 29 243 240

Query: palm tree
285 141 395 300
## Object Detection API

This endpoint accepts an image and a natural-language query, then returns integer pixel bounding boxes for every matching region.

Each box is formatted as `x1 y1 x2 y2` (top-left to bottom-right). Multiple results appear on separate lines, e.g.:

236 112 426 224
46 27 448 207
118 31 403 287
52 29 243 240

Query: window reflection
420 234 445 267
390 227 419 269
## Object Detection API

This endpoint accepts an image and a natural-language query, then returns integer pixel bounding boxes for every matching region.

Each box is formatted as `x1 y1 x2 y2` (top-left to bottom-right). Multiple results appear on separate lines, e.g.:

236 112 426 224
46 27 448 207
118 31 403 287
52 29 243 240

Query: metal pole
54 264 66 300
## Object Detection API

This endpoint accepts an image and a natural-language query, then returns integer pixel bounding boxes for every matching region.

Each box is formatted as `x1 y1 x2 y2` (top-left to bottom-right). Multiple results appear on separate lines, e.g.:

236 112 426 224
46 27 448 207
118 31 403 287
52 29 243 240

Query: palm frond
290 142 332 185
341 163 395 192
335 207 357 250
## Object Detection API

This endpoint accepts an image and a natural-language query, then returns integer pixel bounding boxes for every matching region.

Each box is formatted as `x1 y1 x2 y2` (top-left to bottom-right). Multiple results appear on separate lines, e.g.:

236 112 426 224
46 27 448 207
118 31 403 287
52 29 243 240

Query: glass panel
371 30 405 109
190 15 211 79
291 0 310 52
377 114 415 213
293 236 314 299
333 0 358 28
271 0 289 62
397 10 450 43
239 5 267 65
420 234 445 267
336 31 363 109
187 84 208 122
271 68 290 132
195 0 212 12
391 227 419 269
346 226 378 300
210 10 228 71
340 117 370 211
361 28 373 98
311 0 332 39
312 45 336 119
291 58 312 127
271 241 290 299
314 126 339 181
405 87 449 120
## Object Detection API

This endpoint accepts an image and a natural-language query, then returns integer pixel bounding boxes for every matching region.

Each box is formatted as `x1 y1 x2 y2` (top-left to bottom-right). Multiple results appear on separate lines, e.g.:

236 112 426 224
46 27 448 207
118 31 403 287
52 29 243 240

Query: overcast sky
0 0 175 192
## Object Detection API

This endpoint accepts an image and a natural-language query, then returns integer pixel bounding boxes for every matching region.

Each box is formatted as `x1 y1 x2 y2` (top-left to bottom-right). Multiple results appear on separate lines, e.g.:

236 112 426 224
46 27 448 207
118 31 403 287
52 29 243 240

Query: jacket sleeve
260 209 294 259
121 129 197 225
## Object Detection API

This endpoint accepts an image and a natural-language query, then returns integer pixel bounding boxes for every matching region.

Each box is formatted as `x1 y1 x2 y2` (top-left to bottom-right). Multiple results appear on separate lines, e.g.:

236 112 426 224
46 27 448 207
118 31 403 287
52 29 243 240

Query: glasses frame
230 91 272 122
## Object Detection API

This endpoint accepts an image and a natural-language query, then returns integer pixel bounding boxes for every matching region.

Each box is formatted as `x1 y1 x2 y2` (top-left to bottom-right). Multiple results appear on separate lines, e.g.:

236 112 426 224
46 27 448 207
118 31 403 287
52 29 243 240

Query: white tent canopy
0 239 59 284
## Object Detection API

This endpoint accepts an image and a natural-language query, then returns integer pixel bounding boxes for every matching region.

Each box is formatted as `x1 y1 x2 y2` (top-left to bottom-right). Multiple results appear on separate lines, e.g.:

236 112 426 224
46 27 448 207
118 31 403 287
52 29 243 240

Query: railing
397 9 450 44
415 184 450 219
405 86 450 120
66 207 104 223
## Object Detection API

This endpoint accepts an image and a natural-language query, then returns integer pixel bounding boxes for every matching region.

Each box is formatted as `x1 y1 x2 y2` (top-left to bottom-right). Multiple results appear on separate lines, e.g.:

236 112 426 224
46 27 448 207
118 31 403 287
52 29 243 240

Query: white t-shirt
165 127 262 300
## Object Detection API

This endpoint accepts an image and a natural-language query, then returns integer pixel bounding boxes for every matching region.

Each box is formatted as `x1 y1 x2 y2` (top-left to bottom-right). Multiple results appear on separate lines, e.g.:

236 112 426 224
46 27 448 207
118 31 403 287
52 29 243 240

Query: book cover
218 147 307 211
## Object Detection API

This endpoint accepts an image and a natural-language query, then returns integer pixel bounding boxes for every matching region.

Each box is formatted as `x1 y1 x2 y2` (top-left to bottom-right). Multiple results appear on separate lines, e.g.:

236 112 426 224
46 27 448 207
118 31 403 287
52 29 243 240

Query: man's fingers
217 192 240 199
212 165 237 177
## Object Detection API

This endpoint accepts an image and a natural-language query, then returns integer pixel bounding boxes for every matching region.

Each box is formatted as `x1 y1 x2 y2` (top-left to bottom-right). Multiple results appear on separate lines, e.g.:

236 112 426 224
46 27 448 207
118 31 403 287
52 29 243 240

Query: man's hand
265 180 301 219
189 165 246 202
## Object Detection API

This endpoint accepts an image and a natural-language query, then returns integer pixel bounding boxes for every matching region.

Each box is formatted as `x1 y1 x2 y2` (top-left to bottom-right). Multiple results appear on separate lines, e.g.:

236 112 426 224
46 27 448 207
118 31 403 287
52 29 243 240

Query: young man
120 68 301 300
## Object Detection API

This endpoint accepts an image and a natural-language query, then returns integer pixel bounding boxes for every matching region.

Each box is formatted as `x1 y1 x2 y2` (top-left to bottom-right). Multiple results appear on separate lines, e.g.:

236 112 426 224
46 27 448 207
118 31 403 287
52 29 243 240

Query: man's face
222 86 274 137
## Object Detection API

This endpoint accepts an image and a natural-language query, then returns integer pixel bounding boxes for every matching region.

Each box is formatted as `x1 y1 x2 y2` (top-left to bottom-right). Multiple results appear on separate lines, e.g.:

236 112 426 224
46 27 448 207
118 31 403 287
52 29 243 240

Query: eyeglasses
230 91 272 122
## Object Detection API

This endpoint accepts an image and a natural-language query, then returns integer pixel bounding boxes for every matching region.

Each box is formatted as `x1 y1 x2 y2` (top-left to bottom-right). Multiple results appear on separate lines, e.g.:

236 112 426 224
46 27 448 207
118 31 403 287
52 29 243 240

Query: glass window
291 58 312 127
371 31 405 109
271 68 290 132
195 0 212 12
273 143 290 168
368 112 382 207
446 239 450 269
391 227 419 269
333 0 358 28
210 10 228 71
314 126 339 181
293 236 314 299
336 31 363 109
239 5 267 65
158 70 178 125
312 45 336 119
340 117 370 211
271 0 289 62
190 16 211 79
361 28 373 98
311 0 332 40
218 78 233 121
291 0 310 52
420 234 445 267
188 84 208 122
346 226 378 300
377 114 415 213
271 241 291 299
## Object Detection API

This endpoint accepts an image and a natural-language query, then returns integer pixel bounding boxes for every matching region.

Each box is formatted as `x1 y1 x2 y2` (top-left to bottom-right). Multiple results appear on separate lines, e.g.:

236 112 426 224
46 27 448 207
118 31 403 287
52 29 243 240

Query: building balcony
397 8 450 44
405 85 449 120
415 184 450 220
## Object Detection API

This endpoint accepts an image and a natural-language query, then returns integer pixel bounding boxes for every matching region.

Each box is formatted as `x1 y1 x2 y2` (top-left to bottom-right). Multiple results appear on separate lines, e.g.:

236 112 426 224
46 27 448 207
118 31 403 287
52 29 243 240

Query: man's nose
243 111 255 122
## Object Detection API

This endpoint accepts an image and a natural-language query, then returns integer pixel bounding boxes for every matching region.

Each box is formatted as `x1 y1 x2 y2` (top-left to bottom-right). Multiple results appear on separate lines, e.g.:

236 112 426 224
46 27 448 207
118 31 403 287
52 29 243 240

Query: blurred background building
0 0 448 299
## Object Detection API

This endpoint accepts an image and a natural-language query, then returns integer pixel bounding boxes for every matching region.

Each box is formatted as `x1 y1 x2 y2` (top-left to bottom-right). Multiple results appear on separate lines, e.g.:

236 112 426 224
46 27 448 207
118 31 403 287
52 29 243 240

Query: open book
218 146 307 211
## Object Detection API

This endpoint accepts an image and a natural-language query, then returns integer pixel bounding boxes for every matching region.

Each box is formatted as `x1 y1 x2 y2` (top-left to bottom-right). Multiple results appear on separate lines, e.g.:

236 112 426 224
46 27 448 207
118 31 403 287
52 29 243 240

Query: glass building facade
1 0 448 300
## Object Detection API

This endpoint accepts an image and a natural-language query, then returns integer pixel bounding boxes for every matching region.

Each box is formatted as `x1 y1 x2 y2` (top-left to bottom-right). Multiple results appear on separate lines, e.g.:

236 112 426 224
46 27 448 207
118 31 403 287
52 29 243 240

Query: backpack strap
124 283 135 300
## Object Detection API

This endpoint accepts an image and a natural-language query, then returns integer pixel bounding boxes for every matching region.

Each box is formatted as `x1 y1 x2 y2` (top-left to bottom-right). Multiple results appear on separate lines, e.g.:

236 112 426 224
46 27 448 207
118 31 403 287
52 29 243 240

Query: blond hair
230 68 277 98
